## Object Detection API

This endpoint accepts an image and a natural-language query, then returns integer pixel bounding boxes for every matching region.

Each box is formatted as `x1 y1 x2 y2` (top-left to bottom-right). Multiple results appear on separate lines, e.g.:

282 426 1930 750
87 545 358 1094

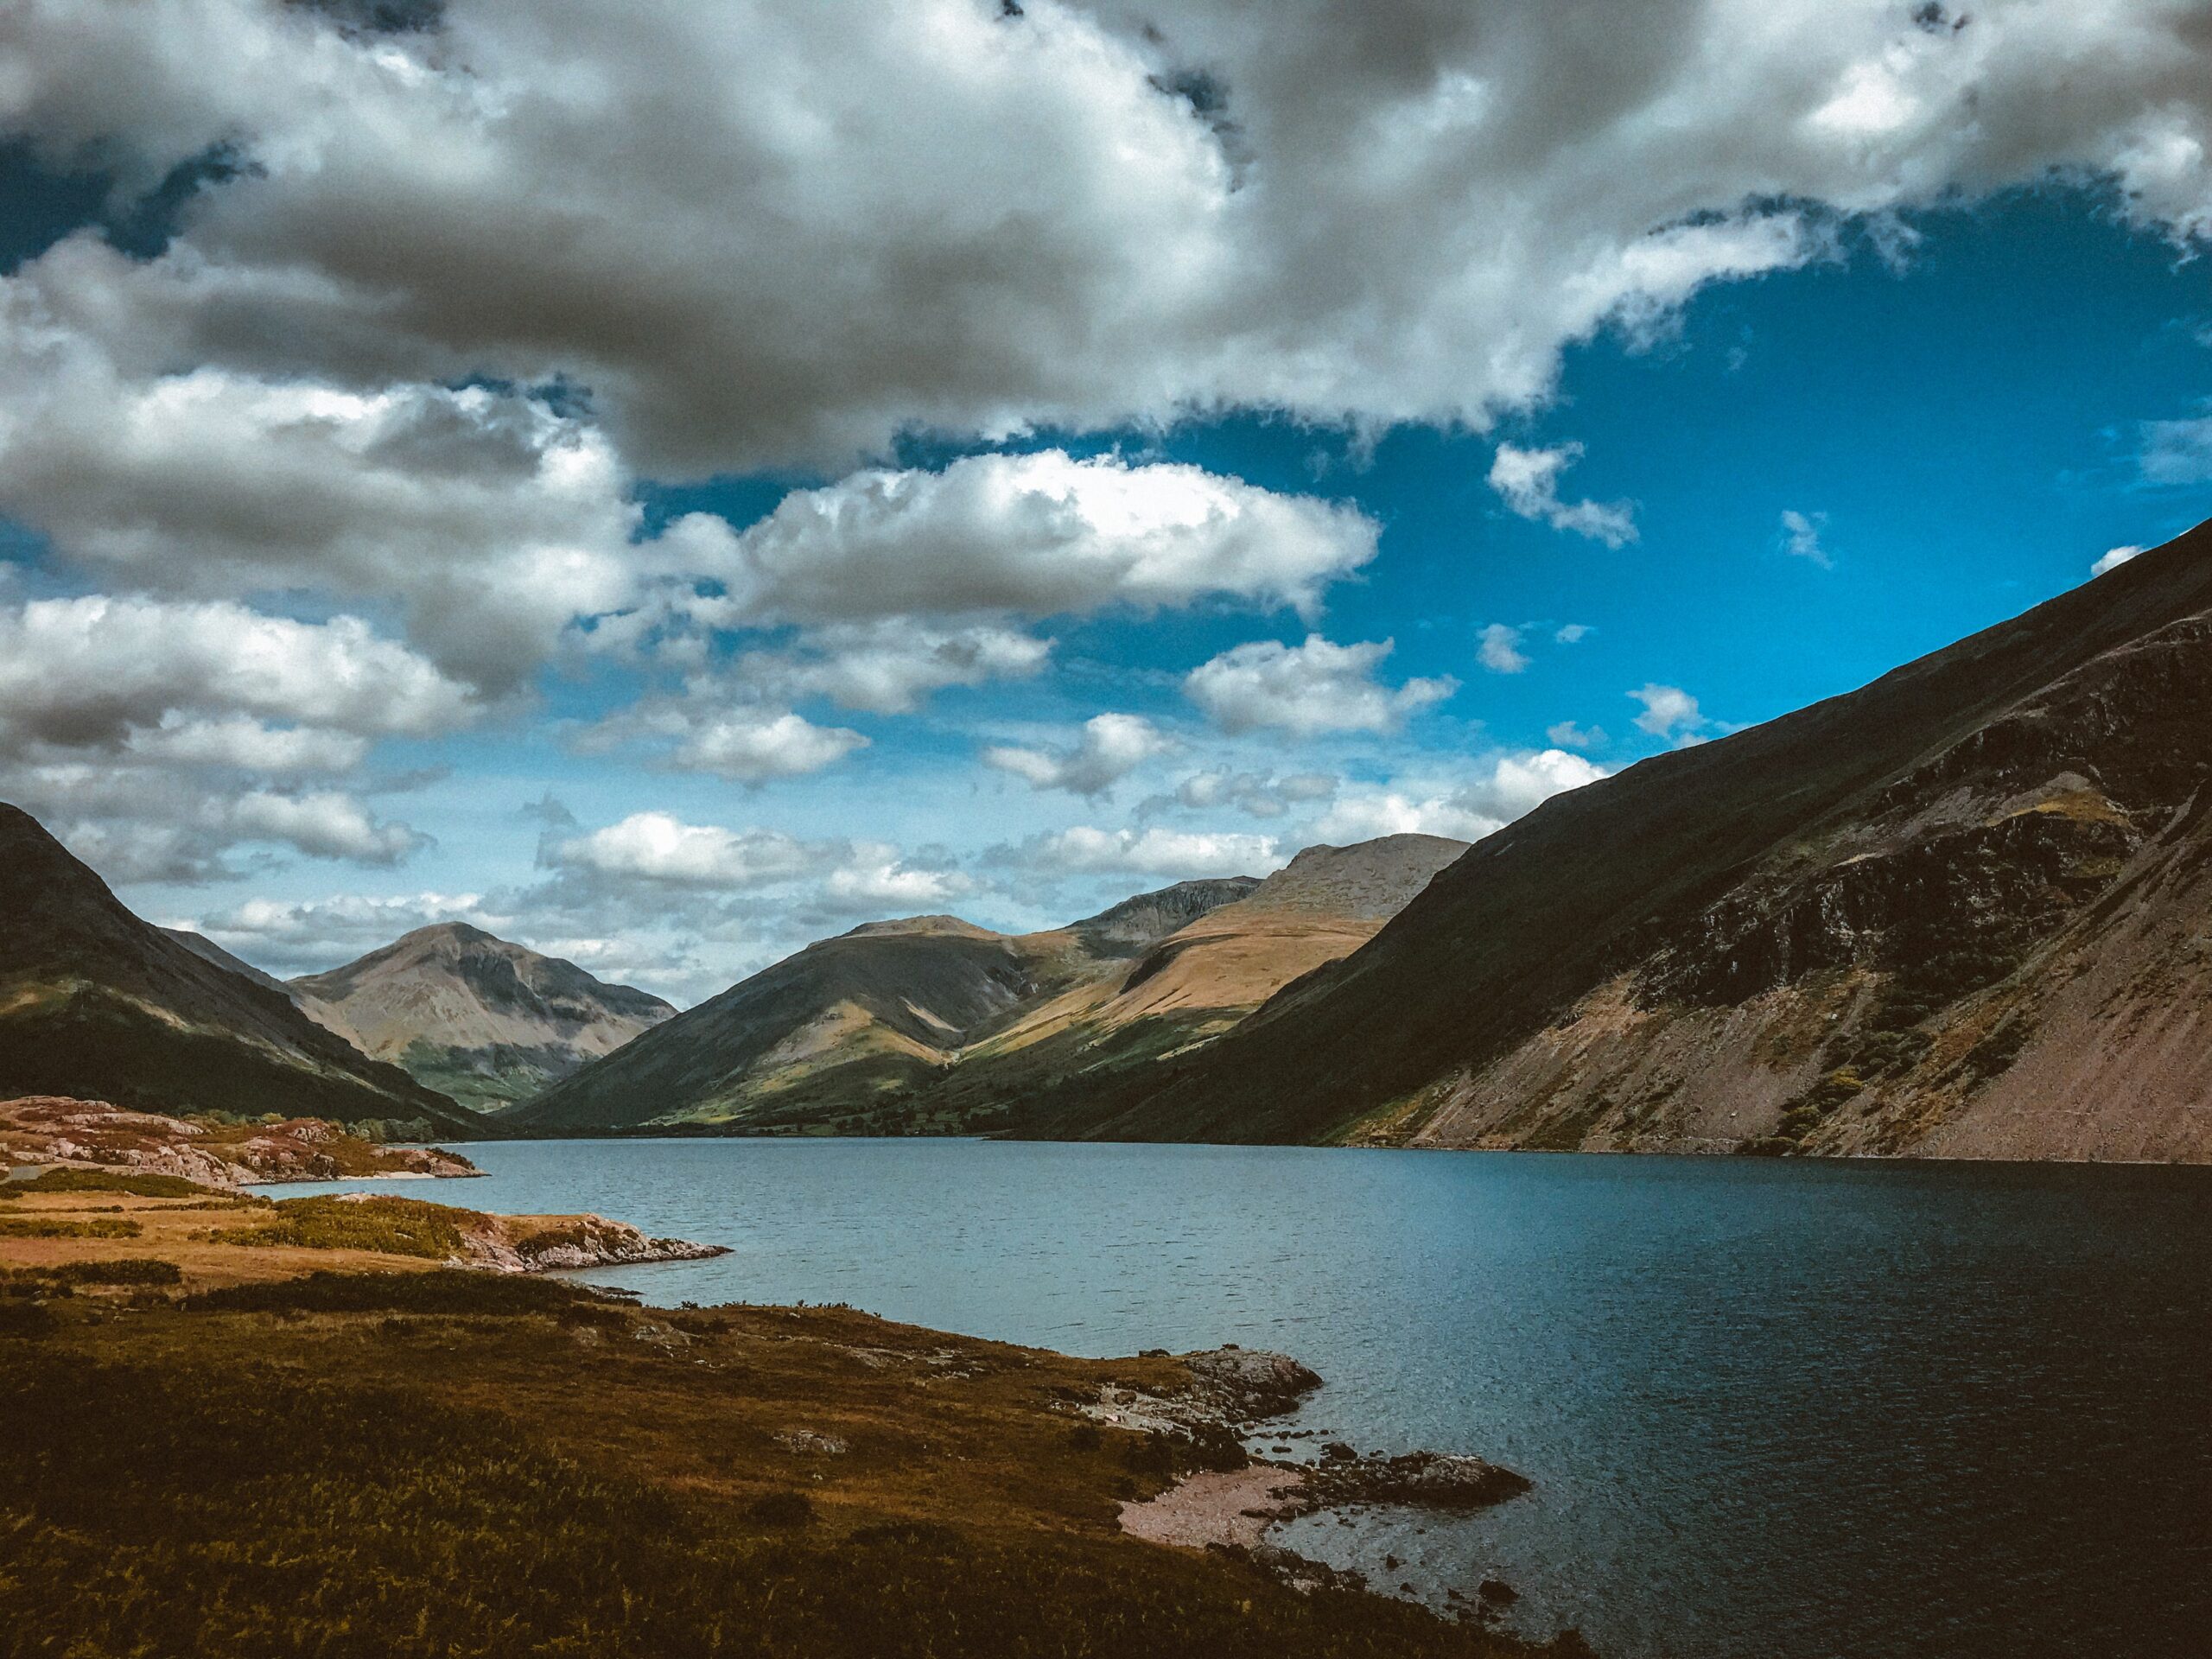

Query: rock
1301 1449 1532 1512
1478 1578 1519 1605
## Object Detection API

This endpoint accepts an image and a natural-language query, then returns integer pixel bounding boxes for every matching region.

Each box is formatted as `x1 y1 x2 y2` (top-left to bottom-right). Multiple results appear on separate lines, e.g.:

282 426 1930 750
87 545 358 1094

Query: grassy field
0 1173 1593 1658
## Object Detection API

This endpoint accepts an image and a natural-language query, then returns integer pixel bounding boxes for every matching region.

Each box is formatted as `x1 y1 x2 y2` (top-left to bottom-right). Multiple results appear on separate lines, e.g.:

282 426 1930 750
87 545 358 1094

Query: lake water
274 1139 2212 1659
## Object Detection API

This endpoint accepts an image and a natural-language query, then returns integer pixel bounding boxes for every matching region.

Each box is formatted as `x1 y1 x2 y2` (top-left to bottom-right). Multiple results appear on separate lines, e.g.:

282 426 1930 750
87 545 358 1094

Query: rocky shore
1103 1345 1530 1601
0 1096 480 1187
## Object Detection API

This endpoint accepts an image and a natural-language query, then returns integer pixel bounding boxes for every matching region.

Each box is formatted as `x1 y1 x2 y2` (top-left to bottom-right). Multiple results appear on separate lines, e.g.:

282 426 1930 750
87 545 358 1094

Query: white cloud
1315 749 1606 844
1488 443 1638 547
1554 623 1592 645
0 594 474 753
667 710 868 785
820 846 975 913
2092 543 2145 576
227 791 424 866
1546 721 1605 750
1006 824 1285 880
983 713 1173 797
1780 508 1833 568
1185 635 1456 737
548 813 825 892
1477 622 1530 675
1158 767 1338 820
732 621 1052 715
1630 683 1707 740
190 892 496 976
656 450 1377 629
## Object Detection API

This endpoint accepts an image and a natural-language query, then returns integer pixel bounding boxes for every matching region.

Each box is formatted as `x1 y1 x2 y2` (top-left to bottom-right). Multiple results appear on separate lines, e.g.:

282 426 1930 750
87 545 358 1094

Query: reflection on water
270 1138 2212 1659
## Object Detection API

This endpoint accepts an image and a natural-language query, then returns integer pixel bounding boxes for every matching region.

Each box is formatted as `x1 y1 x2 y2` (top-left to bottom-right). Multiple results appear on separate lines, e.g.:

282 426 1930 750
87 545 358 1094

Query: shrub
184 1268 615 1320
210 1195 480 1258
3 1167 220 1198
0 1300 60 1338
48 1258 183 1287
0 1217 142 1240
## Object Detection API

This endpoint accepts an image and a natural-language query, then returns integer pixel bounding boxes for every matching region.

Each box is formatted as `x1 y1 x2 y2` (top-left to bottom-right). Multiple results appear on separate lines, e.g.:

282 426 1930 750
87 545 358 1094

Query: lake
273 1139 2212 1659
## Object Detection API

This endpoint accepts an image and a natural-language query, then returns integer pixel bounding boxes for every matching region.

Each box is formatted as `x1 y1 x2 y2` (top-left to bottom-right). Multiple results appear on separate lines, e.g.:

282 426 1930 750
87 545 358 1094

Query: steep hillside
162 929 294 996
0 804 484 1139
1041 522 2212 1160
514 882 1256 1134
288 925 674 1113
932 836 1468 1123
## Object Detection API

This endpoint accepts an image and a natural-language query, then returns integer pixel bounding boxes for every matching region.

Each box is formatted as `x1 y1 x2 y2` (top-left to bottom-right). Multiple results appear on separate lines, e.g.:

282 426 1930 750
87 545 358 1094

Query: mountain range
8 522 2211 1161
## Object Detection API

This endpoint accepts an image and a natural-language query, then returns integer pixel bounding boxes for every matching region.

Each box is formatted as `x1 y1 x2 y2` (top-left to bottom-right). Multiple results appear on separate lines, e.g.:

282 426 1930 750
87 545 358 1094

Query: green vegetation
0 1216 141 1239
209 1194 480 1258
2 1166 222 1198
0 1282 1580 1659
184 1268 625 1321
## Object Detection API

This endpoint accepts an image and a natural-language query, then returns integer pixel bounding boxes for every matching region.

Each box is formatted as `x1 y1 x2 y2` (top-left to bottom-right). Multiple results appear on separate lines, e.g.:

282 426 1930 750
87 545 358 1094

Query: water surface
276 1139 2212 1659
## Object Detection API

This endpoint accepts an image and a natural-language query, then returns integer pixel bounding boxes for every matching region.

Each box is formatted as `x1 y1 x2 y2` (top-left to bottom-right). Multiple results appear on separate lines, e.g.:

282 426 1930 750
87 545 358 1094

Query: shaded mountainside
514 881 1261 1134
0 805 484 1139
287 924 674 1114
1034 522 2212 1160
928 836 1469 1127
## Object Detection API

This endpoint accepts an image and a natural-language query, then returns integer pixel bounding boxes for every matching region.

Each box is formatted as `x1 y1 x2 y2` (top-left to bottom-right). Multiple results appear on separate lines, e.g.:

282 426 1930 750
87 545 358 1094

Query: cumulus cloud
1477 622 1530 674
188 892 496 977
2091 543 2145 576
17 0 2209 480
1629 683 1708 740
1546 721 1605 749
730 621 1052 715
1185 635 1456 737
1153 767 1338 820
545 813 827 892
0 594 474 754
655 451 1377 629
1554 623 1593 645
1314 749 1607 844
1780 509 1833 567
983 713 1173 797
1488 444 1638 547
582 691 868 785
1001 824 1284 880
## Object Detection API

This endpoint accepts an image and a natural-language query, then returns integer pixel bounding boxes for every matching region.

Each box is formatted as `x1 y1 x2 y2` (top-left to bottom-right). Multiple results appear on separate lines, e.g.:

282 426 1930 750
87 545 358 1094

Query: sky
2 0 2210 1004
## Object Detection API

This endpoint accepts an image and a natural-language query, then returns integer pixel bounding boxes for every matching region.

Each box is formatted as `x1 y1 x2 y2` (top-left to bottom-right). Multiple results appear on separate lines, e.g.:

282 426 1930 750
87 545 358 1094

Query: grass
0 1216 142 1239
0 1277 1586 1659
209 1194 482 1258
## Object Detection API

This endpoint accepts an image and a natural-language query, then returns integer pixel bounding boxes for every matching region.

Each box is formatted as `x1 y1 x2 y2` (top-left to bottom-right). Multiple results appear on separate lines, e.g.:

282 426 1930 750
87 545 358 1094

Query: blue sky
1 3 2209 1001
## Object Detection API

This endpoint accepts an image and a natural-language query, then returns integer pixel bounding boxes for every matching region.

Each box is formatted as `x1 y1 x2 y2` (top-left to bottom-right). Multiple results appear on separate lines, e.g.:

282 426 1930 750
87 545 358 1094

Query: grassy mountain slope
287 924 673 1113
0 804 484 1139
515 881 1258 1135
928 836 1469 1126
1037 522 2212 1159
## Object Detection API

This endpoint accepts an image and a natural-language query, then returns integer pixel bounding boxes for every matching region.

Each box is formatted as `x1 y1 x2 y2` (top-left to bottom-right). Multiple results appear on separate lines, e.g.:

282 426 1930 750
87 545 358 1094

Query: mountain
285 924 676 1114
1036 522 2212 1161
0 804 484 1138
162 927 294 996
512 879 1258 1135
930 836 1469 1123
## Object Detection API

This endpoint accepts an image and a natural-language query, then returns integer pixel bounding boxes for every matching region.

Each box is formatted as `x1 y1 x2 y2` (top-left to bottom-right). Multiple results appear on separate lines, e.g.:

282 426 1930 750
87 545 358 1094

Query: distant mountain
512 880 1259 1135
929 836 1468 1125
287 924 675 1114
0 804 483 1138
1038 521 2212 1161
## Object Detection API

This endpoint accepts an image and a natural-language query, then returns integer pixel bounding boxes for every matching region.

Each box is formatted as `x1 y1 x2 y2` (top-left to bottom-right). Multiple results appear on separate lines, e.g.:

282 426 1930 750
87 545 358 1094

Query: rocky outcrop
0 1096 480 1188
447 1204 726 1272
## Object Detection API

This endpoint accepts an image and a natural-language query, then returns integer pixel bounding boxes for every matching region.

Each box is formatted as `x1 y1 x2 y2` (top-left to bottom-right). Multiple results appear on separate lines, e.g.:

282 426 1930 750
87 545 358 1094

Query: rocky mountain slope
0 804 484 1138
931 836 1468 1125
287 924 674 1113
1038 522 2212 1160
513 880 1258 1135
